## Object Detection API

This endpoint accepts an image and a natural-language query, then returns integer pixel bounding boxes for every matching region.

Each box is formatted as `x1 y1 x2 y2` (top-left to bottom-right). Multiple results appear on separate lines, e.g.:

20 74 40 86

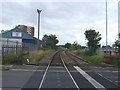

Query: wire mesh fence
0 38 40 64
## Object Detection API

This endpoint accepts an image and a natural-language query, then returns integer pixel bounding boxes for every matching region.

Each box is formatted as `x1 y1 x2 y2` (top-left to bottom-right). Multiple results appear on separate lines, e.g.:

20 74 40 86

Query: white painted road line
97 73 117 85
60 55 80 90
74 66 106 89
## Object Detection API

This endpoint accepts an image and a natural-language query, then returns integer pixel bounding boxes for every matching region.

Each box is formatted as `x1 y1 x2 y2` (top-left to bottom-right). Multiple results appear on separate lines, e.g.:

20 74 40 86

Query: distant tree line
42 30 119 56
65 41 82 50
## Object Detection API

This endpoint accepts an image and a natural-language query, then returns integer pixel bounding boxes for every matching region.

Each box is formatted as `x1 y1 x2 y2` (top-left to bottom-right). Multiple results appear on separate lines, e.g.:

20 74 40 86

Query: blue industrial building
1 28 37 44
0 27 44 50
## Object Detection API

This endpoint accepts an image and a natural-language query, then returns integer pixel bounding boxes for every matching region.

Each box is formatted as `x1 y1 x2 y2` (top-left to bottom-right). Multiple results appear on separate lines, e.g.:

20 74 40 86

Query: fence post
6 39 8 55
16 41 18 56
2 45 4 62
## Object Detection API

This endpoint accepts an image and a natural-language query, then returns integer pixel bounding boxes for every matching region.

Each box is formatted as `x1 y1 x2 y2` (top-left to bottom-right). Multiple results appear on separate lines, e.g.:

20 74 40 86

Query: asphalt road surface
1 50 119 90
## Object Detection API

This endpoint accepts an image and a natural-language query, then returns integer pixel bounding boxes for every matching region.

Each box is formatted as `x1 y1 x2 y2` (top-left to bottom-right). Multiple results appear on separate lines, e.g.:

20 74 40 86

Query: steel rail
39 50 80 90
60 52 80 90
38 51 58 89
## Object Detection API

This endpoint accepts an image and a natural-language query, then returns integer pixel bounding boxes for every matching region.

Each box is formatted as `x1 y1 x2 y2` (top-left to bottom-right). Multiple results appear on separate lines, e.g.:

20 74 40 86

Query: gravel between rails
50 50 64 66
38 51 57 66
60 50 93 67
65 51 92 67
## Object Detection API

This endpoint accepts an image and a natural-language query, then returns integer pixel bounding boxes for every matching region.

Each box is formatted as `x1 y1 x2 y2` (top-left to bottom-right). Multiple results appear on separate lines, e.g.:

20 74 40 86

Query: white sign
12 32 22 37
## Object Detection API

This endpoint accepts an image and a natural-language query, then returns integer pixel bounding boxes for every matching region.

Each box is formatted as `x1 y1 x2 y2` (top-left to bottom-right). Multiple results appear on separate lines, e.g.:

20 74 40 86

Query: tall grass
2 54 27 65
29 50 54 62
2 50 54 65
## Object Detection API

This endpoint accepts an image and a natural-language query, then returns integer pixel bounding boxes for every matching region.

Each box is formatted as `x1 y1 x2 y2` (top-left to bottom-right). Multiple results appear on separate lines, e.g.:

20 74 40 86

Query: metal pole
106 0 108 56
106 0 108 47
37 9 42 39
38 12 40 39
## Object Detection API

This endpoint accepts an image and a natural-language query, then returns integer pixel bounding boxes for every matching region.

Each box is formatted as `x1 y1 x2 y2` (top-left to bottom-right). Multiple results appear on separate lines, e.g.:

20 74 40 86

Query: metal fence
1 39 39 62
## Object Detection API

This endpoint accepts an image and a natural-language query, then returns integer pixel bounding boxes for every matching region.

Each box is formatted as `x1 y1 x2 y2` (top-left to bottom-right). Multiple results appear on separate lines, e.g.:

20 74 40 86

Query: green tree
84 29 101 55
114 40 120 47
42 34 59 50
65 43 71 49
71 41 81 50
113 33 120 48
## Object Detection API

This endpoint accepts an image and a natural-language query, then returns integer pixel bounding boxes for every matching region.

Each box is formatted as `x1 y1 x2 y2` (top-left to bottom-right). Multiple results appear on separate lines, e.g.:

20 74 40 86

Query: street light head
37 9 42 13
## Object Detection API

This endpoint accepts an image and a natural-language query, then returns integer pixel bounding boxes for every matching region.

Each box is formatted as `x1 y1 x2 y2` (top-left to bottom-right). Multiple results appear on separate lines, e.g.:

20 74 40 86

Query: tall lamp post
105 0 108 56
106 0 108 47
37 9 42 40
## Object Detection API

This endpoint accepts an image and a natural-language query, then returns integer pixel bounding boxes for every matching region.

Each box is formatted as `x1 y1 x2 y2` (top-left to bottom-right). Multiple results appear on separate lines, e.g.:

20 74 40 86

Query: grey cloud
1 1 118 46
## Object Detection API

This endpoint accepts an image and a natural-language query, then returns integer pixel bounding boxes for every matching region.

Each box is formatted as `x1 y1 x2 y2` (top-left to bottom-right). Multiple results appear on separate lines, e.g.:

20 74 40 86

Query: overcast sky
0 0 119 46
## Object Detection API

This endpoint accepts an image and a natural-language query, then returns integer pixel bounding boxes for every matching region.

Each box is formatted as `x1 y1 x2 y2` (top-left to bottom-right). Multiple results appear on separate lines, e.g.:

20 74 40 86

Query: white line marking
11 69 44 72
60 54 80 90
38 51 58 90
74 66 106 89
97 73 117 86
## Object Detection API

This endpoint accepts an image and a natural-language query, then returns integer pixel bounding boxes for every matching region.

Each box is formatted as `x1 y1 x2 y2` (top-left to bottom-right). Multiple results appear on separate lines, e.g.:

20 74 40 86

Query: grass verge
72 50 119 67
72 50 105 64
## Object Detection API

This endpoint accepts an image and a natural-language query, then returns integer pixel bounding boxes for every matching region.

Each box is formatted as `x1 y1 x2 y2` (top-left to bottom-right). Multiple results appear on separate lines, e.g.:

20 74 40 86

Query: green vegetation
65 41 81 50
104 56 119 67
2 54 27 65
72 50 104 64
84 29 101 55
2 50 54 65
65 43 71 49
70 41 81 50
72 50 119 67
0 68 10 71
29 50 54 62
42 34 59 50
113 33 120 48
84 55 104 63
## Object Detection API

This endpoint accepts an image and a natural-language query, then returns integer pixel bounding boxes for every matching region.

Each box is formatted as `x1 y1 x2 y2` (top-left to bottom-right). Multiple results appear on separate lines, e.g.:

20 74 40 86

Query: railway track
64 50 95 67
38 50 114 90
62 50 118 90
38 50 117 90
39 50 80 90
2 50 119 90
61 50 89 67
19 50 118 90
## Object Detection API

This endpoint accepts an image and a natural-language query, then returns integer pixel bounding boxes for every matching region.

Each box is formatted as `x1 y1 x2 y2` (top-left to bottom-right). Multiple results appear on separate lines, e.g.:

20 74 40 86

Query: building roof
0 28 35 39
